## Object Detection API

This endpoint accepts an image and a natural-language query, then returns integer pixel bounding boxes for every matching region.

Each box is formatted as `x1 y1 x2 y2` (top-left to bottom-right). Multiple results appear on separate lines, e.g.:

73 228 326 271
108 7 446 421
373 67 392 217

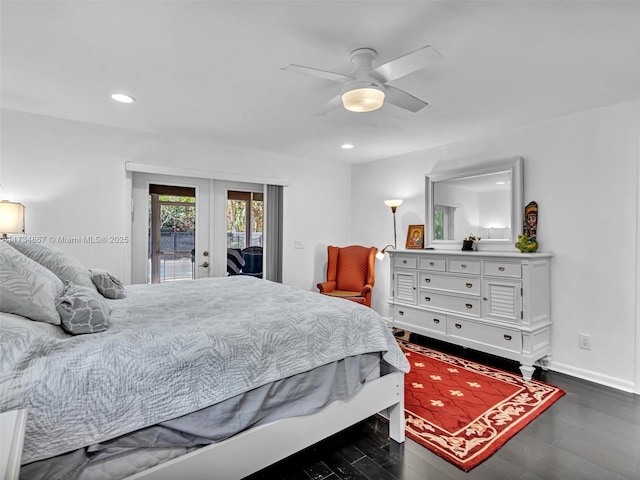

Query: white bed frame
127 371 405 480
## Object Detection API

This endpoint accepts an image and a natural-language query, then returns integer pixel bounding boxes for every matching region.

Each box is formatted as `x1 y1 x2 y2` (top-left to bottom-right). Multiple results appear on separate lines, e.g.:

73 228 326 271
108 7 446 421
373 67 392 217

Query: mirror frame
425 157 524 249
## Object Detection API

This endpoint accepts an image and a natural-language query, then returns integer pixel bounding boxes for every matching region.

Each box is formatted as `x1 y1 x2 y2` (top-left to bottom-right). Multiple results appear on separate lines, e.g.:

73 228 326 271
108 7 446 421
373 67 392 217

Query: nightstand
0 409 27 480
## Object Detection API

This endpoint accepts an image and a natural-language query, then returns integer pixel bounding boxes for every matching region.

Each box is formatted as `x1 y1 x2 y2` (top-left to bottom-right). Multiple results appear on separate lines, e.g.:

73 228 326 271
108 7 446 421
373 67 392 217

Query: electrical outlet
294 240 304 249
578 334 591 350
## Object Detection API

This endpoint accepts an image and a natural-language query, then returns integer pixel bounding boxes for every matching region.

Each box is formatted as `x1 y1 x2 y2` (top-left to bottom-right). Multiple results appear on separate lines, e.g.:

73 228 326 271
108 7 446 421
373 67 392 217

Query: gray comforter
0 276 409 464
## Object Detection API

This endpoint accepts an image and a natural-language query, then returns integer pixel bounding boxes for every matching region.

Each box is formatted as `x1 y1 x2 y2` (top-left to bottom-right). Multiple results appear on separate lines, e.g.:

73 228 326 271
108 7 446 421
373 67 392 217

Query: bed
0 240 409 480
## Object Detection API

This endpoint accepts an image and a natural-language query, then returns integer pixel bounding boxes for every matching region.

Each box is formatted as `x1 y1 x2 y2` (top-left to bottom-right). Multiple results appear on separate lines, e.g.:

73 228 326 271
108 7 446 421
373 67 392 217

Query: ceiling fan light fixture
341 87 385 113
111 93 135 104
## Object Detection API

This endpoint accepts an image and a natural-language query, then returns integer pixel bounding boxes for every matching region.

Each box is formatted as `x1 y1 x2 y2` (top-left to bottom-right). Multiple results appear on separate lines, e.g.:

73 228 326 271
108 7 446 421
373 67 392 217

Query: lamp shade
0 201 25 236
376 244 395 261
341 87 385 113
384 199 403 208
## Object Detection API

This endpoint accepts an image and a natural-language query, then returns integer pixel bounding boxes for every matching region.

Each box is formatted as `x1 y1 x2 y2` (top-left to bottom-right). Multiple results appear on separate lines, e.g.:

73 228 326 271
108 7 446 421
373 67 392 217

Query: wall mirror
425 157 523 248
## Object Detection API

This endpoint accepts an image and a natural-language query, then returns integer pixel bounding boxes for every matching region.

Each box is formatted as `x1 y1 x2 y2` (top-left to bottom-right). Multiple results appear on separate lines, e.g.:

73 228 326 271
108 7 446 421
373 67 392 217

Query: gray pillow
7 238 97 292
90 269 126 299
56 283 112 334
0 240 64 324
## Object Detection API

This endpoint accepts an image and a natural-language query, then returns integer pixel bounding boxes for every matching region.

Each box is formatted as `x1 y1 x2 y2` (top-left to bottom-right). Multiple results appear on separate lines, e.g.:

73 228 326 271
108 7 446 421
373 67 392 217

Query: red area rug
402 341 565 471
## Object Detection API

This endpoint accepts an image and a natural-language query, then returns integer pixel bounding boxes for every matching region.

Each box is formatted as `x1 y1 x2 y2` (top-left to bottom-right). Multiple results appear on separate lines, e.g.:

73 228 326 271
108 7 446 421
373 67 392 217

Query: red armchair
317 245 378 307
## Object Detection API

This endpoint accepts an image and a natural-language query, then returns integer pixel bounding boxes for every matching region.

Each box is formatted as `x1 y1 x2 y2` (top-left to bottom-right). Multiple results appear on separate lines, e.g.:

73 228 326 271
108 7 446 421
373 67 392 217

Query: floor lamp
377 199 402 260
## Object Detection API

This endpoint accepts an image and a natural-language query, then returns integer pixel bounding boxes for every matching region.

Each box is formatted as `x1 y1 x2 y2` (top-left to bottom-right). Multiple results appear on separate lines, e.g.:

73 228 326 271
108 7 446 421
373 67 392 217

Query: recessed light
341 143 354 149
111 93 135 104
496 181 506 185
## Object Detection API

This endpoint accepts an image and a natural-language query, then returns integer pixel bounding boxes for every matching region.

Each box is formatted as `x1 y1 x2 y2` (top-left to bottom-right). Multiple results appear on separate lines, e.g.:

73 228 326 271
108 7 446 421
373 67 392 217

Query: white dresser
388 250 552 379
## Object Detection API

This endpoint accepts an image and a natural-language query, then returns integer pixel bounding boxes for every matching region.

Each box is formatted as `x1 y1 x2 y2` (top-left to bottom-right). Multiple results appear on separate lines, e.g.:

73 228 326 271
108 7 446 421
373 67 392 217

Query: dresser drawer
418 257 446 272
447 317 522 354
483 261 521 278
394 255 417 269
419 272 480 296
392 305 446 335
419 291 481 317
448 258 481 275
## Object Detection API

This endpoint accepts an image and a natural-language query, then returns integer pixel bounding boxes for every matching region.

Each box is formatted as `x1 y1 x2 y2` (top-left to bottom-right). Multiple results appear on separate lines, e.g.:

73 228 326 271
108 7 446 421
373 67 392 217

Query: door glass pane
148 190 196 283
226 190 263 279
250 197 263 247
226 191 263 248
227 199 246 249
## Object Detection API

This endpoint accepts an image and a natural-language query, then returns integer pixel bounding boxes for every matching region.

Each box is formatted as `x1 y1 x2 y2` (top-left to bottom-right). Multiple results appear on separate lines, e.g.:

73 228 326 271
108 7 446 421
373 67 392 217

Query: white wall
2 102 638 393
0 109 352 292
352 99 640 393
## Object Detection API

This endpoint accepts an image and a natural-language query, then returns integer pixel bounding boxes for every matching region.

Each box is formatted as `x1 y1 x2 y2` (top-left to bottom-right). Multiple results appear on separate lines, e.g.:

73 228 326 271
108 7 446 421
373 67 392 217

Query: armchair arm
317 281 336 294
360 284 373 296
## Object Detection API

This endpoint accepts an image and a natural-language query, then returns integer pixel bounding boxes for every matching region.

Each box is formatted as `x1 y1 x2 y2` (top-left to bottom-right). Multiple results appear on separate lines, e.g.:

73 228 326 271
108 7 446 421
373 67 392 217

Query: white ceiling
2 1 640 165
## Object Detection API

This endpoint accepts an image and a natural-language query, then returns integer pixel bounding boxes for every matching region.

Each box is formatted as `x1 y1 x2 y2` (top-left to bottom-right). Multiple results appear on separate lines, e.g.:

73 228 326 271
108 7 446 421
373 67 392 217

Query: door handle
200 262 209 268
203 251 209 257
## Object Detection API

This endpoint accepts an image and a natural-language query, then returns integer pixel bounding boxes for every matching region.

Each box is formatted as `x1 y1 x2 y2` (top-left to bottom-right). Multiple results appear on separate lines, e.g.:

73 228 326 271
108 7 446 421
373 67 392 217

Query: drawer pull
465 283 473 288
398 310 404 316
503 335 512 341
465 303 473 309
402 260 408 264
461 264 467 269
424 278 431 283
498 266 505 271
429 262 435 266
433 318 440 324
455 323 462 329
424 297 431 302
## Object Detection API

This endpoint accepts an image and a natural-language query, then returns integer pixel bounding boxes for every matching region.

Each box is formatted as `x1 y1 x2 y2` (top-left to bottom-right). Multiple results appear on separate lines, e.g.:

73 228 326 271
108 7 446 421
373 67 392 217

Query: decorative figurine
516 234 538 252
517 201 539 252
523 201 538 238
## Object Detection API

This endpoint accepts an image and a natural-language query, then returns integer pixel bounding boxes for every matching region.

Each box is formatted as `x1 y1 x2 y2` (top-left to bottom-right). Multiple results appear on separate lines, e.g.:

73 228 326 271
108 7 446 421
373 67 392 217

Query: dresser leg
519 364 535 381
539 355 551 371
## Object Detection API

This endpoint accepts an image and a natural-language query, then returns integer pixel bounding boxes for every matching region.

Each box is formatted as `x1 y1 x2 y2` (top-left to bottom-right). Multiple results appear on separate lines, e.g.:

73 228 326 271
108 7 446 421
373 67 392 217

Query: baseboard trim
550 362 637 394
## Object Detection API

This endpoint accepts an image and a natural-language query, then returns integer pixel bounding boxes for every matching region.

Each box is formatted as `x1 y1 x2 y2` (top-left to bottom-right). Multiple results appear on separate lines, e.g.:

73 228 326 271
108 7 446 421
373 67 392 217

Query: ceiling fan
282 45 443 115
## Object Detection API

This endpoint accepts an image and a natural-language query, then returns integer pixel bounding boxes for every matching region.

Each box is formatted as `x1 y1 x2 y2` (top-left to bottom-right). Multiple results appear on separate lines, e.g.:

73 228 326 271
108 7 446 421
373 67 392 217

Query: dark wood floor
244 334 640 480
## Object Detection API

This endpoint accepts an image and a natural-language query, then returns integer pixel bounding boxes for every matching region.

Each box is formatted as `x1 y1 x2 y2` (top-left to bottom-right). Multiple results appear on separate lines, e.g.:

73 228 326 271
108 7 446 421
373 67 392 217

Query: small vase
461 240 474 251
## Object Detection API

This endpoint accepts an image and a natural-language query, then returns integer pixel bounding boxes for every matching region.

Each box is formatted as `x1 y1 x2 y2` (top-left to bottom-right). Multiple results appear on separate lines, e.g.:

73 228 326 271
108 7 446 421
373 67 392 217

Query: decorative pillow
90 269 126 299
0 241 64 324
56 283 112 334
227 248 244 275
7 238 97 292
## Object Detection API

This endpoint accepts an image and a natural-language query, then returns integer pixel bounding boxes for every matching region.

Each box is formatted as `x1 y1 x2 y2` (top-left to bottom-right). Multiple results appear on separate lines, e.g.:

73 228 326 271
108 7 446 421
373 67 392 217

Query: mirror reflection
433 171 511 241
425 157 523 247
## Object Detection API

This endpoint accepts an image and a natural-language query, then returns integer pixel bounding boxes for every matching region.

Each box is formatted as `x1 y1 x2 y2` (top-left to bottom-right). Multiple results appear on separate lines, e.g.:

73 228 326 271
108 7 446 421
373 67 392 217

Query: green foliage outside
149 196 196 233
434 210 444 240
227 199 264 235
150 195 263 237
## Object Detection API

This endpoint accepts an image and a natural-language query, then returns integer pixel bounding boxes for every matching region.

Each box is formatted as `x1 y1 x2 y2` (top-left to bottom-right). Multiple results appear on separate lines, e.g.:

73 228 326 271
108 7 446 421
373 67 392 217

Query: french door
131 174 212 284
131 174 272 284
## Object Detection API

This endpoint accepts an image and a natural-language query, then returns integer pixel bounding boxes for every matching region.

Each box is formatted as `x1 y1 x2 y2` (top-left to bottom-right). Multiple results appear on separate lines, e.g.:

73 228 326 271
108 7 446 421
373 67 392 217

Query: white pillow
7 238 97 292
0 241 64 324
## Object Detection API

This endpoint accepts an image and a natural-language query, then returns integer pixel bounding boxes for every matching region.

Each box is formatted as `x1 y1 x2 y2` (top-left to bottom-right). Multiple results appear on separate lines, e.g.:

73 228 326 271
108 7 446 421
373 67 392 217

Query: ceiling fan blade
384 86 428 112
374 45 443 83
281 64 352 83
312 94 342 116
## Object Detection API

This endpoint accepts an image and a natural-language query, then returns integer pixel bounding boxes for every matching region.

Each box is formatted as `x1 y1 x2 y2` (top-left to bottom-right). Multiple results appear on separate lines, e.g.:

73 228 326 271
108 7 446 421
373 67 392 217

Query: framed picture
406 224 424 249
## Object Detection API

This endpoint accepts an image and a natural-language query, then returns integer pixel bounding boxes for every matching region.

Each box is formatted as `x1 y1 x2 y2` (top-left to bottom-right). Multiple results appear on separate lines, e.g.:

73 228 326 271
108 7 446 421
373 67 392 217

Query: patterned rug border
400 340 566 471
